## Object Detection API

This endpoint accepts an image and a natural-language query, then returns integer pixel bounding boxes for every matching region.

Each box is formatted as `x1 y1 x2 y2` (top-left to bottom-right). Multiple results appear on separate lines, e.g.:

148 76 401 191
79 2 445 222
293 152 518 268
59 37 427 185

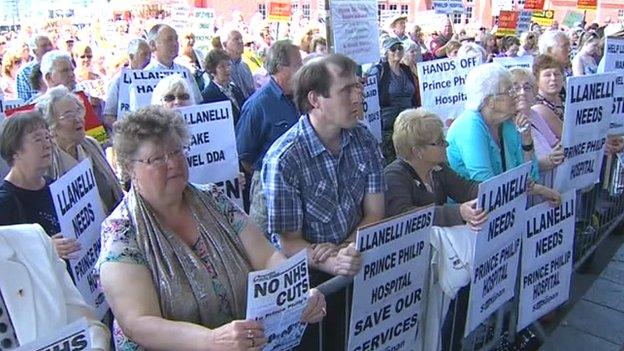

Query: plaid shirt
262 115 385 244
15 60 36 101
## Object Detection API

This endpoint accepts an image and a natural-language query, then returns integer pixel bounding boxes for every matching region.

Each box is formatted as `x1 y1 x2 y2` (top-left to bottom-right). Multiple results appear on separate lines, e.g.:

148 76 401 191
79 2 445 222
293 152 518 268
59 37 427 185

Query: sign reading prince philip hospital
553 73 616 193
49 159 108 319
465 163 530 336
348 207 434 351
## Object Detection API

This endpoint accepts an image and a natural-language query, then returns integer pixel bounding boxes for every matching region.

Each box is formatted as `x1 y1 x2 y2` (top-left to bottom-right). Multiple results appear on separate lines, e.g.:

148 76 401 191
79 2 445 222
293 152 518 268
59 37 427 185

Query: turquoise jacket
446 109 539 182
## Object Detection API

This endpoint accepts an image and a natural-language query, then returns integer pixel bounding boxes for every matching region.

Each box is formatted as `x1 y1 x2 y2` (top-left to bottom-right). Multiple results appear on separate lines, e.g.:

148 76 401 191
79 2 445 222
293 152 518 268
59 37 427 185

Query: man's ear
308 90 321 110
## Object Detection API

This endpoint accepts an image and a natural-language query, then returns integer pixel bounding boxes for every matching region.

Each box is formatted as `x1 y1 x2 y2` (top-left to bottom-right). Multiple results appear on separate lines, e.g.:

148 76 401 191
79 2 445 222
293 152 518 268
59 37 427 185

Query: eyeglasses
79 54 93 59
512 83 534 93
163 93 191 102
132 146 190 167
494 87 517 98
59 109 85 121
389 45 404 52
427 138 448 148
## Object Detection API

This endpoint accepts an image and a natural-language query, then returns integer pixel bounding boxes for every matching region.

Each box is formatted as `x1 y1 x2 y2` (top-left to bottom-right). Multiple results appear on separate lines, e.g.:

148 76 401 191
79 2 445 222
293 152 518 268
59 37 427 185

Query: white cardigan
0 224 110 350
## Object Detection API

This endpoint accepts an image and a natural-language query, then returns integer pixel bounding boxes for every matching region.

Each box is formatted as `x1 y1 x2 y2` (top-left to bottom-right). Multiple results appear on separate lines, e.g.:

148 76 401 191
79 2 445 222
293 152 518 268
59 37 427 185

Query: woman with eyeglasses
35 85 123 214
72 41 100 83
369 36 417 164
96 106 326 350
151 74 195 108
384 108 486 228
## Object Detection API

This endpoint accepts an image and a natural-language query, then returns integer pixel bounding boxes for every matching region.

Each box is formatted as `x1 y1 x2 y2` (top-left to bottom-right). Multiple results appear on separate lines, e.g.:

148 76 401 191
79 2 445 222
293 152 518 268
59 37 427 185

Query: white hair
127 38 149 56
34 85 84 129
151 75 196 105
464 63 511 111
40 50 72 77
457 43 487 62
28 34 49 51
219 28 240 47
538 30 568 55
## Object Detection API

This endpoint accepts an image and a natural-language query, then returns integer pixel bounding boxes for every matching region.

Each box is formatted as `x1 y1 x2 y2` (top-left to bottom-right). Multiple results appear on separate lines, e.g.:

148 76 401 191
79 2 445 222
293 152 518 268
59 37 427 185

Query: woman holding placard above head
35 85 123 214
202 49 246 126
446 63 561 203
509 67 564 173
369 36 417 164
96 106 326 350
532 54 565 139
0 110 80 259
571 31 600 76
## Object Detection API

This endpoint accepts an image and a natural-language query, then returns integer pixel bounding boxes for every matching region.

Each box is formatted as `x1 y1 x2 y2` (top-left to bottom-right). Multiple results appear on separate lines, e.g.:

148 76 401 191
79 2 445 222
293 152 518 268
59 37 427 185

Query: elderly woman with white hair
538 30 572 76
446 63 560 202
150 74 196 108
35 85 123 214
457 42 487 62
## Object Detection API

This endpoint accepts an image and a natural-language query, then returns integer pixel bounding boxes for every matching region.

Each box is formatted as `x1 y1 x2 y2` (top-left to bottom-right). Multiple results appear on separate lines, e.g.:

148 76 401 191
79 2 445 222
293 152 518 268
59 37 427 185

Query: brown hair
204 49 230 76
293 54 357 114
0 110 48 166
532 54 564 78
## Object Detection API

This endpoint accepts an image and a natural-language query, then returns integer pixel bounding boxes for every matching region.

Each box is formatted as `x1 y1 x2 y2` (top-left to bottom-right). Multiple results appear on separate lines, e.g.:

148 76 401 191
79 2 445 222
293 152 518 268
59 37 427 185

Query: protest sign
169 3 192 32
532 10 555 27
603 37 624 72
562 10 584 28
417 55 483 127
348 207 434 351
269 1 292 22
603 38 624 135
16 318 90 351
492 0 513 17
465 163 531 336
553 73 616 193
361 74 382 143
76 79 107 100
246 250 309 351
577 0 597 10
413 11 449 30
49 159 108 319
432 0 465 14
177 102 243 208
330 0 380 65
493 56 534 70
523 0 545 10
496 11 519 36
193 8 215 51
119 69 189 116
0 97 24 120
516 10 534 35
517 191 575 331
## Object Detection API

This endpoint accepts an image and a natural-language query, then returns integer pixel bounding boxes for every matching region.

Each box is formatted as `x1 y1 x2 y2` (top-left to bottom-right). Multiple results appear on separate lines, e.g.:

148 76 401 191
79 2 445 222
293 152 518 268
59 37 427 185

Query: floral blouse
95 183 248 350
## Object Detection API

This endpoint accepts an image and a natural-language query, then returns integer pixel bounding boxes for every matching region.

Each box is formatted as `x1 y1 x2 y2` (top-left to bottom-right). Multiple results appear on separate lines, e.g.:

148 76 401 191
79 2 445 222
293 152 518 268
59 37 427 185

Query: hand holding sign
548 144 565 167
333 242 362 276
311 242 339 263
51 233 81 259
209 320 266 350
460 199 488 231
300 288 327 324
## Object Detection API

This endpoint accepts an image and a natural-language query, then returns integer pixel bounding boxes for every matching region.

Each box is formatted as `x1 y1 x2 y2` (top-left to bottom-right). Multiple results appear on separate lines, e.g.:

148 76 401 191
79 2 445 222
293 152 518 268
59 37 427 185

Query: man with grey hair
235 39 301 219
15 34 53 101
40 50 76 91
103 38 151 125
538 30 571 75
222 29 255 99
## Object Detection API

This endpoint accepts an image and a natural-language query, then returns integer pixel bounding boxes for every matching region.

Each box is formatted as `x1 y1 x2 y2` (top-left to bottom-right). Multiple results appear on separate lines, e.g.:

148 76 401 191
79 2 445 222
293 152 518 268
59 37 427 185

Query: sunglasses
163 93 191 102
389 44 404 52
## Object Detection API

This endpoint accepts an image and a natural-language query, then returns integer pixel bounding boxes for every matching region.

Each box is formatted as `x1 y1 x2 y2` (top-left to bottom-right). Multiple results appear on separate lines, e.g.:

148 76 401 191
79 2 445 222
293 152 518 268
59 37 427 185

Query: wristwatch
522 142 534 152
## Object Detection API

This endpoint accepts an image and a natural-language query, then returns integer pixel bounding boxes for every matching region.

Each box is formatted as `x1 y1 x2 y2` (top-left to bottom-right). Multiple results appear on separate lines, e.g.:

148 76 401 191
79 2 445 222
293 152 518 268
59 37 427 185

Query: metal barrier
313 154 624 351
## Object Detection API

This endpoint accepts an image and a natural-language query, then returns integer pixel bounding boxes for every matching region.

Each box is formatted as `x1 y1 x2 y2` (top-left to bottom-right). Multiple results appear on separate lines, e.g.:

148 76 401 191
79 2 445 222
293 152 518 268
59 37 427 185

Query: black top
0 178 60 236
202 80 247 127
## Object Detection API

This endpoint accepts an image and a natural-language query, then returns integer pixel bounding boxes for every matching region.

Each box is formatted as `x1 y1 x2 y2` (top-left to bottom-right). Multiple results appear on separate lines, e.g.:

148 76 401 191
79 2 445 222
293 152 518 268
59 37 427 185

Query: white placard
432 0 465 14
603 37 624 72
16 318 90 351
417 56 483 126
553 73 616 193
603 38 624 135
177 102 243 208
118 69 189 118
348 207 434 351
169 3 192 32
492 56 534 70
361 74 382 143
465 163 531 336
49 159 108 319
76 79 107 100
330 0 380 65
193 8 215 51
517 190 575 331
246 250 309 351
491 0 513 17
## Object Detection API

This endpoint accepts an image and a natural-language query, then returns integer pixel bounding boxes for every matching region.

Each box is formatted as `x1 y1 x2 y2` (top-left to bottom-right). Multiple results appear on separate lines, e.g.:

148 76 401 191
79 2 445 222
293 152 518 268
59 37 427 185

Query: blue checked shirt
262 115 385 244
15 61 36 102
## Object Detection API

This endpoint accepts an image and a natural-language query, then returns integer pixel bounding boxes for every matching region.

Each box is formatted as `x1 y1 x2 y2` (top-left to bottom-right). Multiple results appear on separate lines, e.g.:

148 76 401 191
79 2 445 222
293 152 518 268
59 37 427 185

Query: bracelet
522 142 534 151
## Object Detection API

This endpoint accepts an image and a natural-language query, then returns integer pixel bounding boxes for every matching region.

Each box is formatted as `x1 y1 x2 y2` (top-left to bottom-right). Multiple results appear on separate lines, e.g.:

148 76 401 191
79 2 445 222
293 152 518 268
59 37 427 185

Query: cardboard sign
516 10 534 35
523 0 545 10
361 74 382 143
348 207 434 351
432 0 465 14
49 159 108 319
493 56 534 70
330 0 380 65
269 1 292 22
577 0 597 10
532 10 555 27
194 8 215 51
603 38 624 135
16 318 90 351
497 11 519 36
0 98 25 120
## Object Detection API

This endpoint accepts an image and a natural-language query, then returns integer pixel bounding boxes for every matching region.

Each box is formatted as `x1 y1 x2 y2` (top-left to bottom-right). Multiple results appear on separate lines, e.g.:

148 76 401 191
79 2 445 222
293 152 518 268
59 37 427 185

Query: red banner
498 11 519 36
268 2 291 22
523 0 545 10
577 0 597 10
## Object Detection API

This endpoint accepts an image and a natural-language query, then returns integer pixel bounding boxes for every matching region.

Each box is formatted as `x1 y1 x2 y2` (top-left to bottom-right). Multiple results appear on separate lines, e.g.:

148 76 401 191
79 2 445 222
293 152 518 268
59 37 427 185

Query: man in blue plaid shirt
261 54 385 350
15 35 53 102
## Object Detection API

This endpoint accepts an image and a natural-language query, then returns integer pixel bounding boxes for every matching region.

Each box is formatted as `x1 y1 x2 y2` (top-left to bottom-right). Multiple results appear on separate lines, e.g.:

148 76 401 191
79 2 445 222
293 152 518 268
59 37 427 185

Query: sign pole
325 0 333 53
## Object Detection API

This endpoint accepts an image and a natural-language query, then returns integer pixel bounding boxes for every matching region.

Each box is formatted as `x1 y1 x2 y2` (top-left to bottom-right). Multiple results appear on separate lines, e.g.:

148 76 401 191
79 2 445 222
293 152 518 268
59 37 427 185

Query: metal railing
313 153 624 351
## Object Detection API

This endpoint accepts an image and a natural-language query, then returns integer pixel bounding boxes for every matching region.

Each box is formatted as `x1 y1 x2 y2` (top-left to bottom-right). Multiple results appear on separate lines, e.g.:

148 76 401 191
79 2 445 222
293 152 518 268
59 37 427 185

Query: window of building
518 0 526 5
258 3 266 19
466 0 474 2
400 4 409 15
302 3 310 19
291 3 298 13
378 3 386 21
389 4 397 11
453 12 462 24
465 6 473 24
618 9 624 18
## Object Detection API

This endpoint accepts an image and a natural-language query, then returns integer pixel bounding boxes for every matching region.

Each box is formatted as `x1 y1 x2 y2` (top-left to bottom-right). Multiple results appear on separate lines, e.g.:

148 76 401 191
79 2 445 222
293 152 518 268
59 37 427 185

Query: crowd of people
0 6 623 351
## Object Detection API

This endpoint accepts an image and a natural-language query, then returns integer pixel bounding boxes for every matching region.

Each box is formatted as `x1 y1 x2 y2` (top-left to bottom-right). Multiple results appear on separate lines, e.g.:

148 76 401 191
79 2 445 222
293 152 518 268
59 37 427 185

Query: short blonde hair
509 67 536 92
393 108 444 159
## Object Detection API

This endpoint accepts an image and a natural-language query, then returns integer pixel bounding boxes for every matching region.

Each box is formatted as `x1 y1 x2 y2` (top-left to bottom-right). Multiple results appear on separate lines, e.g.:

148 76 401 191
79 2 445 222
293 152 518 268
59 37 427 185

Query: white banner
361 74 382 143
603 38 624 135
16 318 90 351
0 97 25 119
554 73 616 193
118 69 189 118
491 0 513 17
348 207 434 351
169 3 192 32
432 0 465 14
177 102 243 208
194 8 215 51
246 250 309 351
492 56 534 70
49 159 108 319
76 79 107 100
517 190 575 331
417 56 482 126
330 0 380 65
465 163 531 336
